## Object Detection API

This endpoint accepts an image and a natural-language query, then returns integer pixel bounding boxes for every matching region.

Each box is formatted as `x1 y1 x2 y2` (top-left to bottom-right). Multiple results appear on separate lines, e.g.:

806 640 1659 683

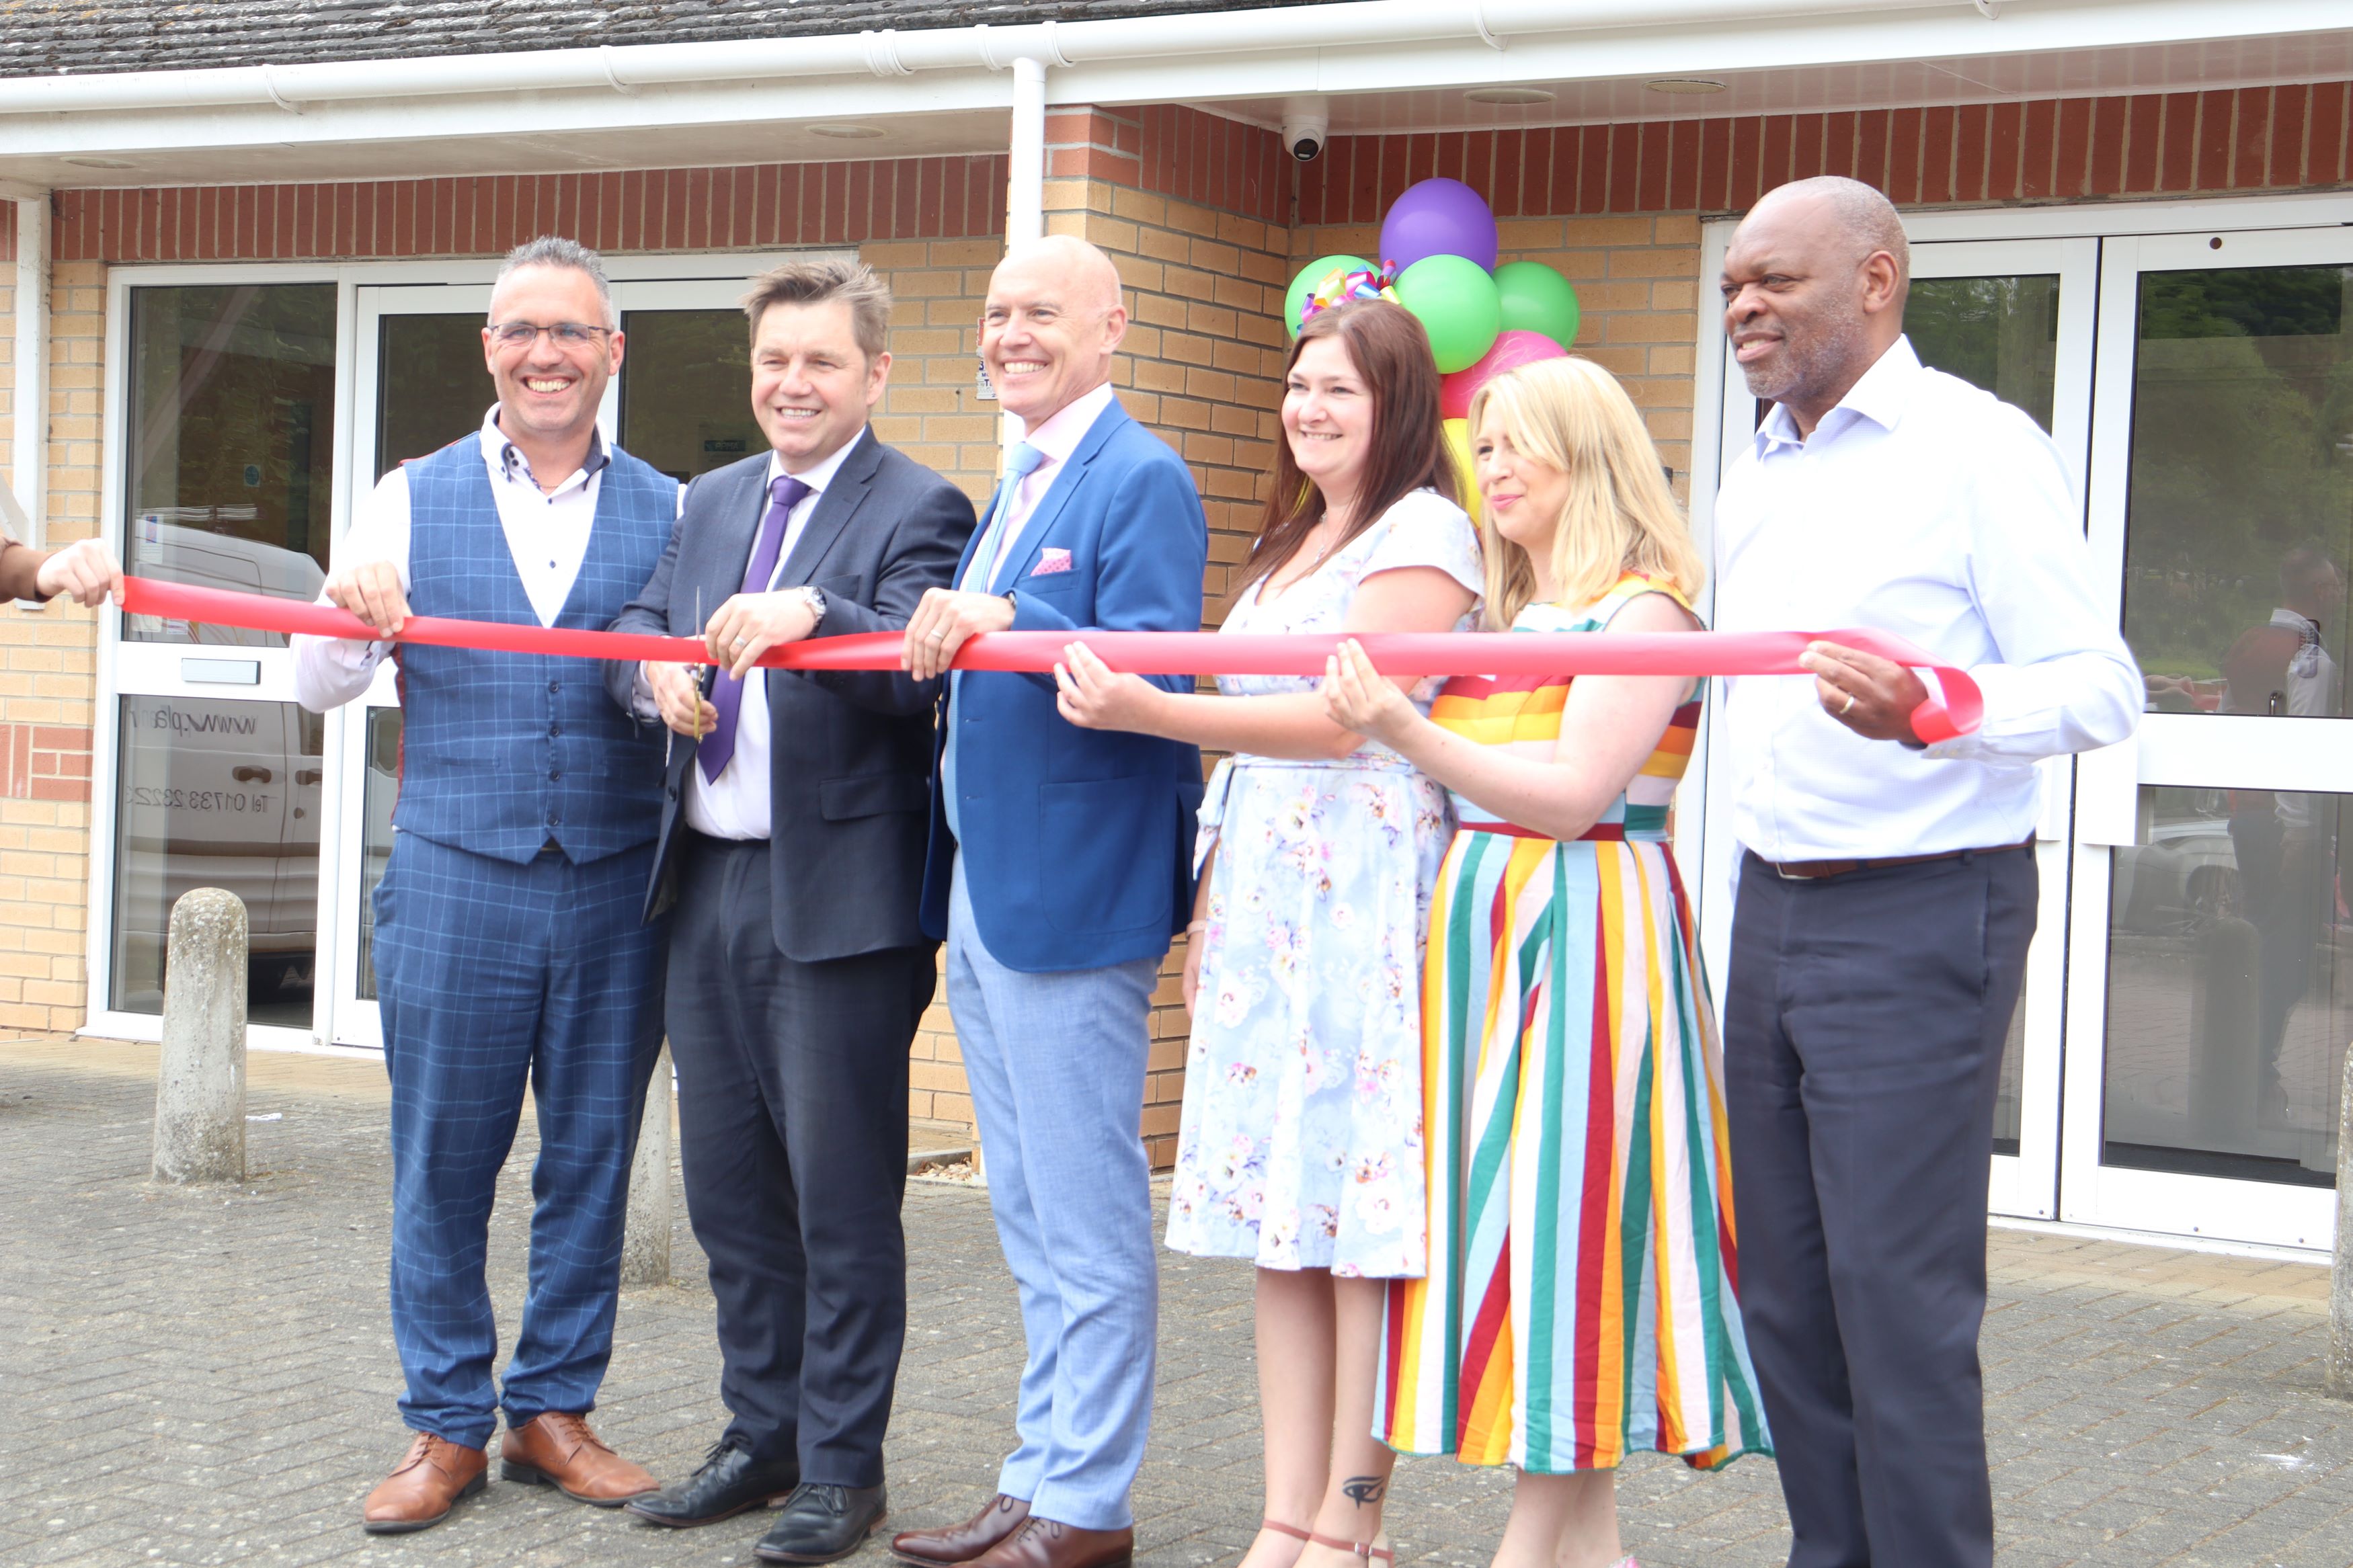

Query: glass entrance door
322 277 760 1047
1703 236 2098 1221
2063 227 2353 1249
99 281 340 1046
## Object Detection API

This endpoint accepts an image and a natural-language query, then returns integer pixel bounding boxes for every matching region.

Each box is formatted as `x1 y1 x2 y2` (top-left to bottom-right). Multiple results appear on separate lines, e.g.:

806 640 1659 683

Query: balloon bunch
1283 177 1581 520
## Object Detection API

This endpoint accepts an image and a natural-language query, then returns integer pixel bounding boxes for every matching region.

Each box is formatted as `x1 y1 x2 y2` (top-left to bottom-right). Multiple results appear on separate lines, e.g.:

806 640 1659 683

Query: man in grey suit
603 257 976 1563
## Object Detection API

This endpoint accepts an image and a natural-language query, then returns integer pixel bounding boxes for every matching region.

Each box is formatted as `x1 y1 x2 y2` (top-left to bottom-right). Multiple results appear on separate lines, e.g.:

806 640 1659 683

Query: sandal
1261 1522 1313 1543
1308 1532 1395 1565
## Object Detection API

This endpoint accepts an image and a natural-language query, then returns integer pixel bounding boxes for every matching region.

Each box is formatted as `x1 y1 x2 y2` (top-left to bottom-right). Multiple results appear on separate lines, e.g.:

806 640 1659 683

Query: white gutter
0 0 1991 116
7 193 47 549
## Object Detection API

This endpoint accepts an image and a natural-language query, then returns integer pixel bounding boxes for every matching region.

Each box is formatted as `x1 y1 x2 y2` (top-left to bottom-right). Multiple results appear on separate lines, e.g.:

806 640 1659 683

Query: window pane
2103 783 2348 1187
356 708 401 1001
1993 995 2026 1157
111 696 322 1026
2124 265 2353 716
377 315 491 480
1907 274 2061 434
617 309 764 482
123 285 335 647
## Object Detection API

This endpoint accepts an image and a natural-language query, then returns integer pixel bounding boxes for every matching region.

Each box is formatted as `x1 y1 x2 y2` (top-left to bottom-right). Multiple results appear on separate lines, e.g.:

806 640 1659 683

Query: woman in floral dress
1323 358 1768 1568
1055 300 1480 1568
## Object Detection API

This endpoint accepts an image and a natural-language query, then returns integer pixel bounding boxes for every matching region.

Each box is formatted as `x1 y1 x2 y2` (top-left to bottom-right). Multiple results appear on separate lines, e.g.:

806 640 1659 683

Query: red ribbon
120 576 1983 743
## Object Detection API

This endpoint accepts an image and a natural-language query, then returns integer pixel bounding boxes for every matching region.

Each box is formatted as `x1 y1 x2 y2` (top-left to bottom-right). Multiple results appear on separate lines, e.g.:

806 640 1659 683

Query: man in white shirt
600 259 975 1561
1712 178 2141 1568
294 237 676 1533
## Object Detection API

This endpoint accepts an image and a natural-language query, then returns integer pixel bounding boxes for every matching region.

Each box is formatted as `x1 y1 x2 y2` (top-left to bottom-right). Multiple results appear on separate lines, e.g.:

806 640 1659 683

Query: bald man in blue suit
891 237 1205 1568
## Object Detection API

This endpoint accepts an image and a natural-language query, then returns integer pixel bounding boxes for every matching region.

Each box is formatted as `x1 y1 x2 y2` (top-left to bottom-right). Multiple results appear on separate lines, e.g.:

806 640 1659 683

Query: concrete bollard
152 888 248 1185
2328 1042 2353 1397
621 1042 674 1287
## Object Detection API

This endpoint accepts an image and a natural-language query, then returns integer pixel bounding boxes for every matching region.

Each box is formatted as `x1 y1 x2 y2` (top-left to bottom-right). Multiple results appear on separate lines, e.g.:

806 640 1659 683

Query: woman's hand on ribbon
322 559 412 638
644 660 717 739
904 587 1016 682
1053 641 1166 731
1798 640 1933 747
705 590 818 680
1321 638 1419 745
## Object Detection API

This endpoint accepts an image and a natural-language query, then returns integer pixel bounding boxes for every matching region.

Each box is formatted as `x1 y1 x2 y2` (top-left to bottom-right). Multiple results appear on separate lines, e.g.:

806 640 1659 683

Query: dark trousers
667 833 936 1485
1722 847 2036 1568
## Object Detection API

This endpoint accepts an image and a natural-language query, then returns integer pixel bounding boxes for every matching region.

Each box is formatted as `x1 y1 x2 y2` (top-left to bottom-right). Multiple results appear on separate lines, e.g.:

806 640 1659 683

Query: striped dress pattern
1378 573 1769 1476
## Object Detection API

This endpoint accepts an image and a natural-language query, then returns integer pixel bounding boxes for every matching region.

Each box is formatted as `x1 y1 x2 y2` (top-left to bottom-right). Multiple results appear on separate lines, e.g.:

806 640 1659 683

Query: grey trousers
1721 846 2037 1568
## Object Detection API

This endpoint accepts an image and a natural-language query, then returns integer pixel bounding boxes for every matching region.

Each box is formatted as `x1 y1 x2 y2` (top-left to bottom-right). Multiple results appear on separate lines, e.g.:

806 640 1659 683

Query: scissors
664 587 718 770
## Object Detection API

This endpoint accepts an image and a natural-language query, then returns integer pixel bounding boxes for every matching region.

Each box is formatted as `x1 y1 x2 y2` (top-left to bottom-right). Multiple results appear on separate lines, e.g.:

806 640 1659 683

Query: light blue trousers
947 858 1162 1532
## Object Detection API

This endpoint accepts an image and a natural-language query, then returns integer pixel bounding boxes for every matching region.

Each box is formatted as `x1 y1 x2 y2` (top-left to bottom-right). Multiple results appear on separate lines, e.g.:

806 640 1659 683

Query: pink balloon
1439 330 1569 421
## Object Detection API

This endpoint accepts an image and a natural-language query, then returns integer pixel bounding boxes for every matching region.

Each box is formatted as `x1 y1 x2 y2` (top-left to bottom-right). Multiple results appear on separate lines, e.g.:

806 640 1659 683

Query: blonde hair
1465 357 1704 630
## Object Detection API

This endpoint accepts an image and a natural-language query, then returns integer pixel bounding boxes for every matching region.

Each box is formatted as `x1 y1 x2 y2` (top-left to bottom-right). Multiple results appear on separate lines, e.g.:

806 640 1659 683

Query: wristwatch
795 585 828 632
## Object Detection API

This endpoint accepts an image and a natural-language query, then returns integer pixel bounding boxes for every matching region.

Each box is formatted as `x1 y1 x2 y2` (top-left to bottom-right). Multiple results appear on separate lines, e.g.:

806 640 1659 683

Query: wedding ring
1839 690 1858 715
928 628 949 641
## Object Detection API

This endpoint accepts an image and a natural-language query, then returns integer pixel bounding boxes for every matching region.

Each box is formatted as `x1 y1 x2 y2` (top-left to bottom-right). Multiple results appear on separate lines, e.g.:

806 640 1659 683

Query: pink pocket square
1030 548 1075 577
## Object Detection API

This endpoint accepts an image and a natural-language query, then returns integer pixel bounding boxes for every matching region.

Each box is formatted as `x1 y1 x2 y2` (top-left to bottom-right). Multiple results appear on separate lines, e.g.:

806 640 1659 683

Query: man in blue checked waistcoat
294 237 676 1536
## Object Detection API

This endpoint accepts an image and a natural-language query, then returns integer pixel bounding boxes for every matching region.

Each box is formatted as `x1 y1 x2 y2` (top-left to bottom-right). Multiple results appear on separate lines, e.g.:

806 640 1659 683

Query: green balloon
1285 253 1373 335
1494 261 1581 347
1394 254 1501 374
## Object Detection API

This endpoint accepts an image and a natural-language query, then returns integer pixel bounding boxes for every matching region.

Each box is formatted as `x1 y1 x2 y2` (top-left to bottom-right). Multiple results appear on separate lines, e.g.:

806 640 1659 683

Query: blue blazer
920 398 1207 973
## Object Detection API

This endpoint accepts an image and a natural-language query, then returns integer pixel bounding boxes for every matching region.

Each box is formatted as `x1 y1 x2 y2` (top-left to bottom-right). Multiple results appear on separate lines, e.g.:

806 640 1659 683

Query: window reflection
123 285 335 646
377 314 491 480
356 708 401 1001
617 309 764 483
112 696 322 1026
1907 274 2061 434
2104 784 2348 1187
2127 265 2353 716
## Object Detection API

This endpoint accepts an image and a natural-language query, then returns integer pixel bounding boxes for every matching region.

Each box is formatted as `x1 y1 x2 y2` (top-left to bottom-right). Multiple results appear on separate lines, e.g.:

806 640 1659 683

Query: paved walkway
4 1037 2353 1567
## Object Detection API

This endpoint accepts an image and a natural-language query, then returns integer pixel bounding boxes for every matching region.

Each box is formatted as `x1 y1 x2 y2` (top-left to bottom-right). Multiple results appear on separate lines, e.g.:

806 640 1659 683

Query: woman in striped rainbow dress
1322 356 1768 1568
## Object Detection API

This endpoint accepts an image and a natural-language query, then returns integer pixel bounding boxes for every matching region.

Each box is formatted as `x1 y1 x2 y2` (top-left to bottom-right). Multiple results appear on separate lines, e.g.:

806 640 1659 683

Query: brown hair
742 256 893 361
1236 300 1460 593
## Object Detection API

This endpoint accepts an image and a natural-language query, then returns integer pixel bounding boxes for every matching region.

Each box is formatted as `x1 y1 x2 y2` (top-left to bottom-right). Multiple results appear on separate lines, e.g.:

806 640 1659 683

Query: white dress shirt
1713 336 2142 861
975 380 1118 591
681 436 861 840
292 406 644 712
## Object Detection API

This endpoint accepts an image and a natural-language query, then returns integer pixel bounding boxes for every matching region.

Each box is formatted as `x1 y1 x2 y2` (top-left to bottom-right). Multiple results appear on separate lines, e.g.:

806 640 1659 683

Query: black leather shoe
756 1482 889 1564
626 1439 801 1529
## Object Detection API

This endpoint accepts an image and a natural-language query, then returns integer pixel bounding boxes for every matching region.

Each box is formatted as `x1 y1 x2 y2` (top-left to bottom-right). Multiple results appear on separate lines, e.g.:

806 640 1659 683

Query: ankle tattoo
1339 1475 1386 1507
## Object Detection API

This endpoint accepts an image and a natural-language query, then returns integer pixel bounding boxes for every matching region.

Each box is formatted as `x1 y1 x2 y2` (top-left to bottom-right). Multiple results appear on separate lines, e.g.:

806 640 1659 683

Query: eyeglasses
487 321 612 348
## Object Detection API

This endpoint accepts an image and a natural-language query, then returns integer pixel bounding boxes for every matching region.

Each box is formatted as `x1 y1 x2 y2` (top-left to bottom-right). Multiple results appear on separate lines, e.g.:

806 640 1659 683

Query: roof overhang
1 0 2348 190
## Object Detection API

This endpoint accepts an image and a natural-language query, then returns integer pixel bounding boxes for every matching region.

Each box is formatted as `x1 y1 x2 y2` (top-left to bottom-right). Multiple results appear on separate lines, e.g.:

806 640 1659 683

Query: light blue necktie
945 443 1047 843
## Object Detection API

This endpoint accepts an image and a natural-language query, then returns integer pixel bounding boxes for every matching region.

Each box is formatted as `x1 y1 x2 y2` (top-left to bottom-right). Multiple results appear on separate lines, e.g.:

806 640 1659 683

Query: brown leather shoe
892 1493 1032 1567
961 1516 1133 1568
361 1432 487 1534
499 1411 659 1505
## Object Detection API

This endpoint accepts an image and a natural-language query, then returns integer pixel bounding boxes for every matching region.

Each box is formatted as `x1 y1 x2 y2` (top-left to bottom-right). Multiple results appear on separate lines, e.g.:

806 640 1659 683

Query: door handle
232 766 274 784
294 769 322 786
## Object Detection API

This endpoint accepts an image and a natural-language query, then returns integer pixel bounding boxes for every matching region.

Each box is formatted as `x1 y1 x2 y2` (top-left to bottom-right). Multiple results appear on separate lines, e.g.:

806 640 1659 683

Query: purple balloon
1380 177 1499 273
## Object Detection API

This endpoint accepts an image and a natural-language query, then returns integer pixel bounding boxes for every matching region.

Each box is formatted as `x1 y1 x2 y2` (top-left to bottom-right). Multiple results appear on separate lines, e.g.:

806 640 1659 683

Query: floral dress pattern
1164 489 1483 1278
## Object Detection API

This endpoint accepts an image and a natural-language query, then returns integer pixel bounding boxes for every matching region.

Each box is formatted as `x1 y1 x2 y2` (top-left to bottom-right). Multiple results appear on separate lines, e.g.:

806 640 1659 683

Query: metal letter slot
182 658 262 686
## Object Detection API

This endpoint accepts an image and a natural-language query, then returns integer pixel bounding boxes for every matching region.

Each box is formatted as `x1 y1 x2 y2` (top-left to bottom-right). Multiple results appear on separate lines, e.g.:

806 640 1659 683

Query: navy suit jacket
605 429 977 962
920 397 1207 973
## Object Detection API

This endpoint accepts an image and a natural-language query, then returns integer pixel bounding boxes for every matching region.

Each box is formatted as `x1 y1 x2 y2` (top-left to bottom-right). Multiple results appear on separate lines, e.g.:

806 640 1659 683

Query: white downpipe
9 194 47 549
1002 56 1049 453
0 0 1993 116
1008 57 1047 249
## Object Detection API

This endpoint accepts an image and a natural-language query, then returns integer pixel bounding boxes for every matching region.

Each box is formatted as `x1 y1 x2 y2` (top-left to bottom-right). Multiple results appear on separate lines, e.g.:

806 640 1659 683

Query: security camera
1281 97 1330 163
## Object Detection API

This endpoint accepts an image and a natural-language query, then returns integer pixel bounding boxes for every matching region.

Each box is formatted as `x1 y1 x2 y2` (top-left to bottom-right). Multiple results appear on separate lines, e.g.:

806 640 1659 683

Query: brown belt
1755 836 2035 881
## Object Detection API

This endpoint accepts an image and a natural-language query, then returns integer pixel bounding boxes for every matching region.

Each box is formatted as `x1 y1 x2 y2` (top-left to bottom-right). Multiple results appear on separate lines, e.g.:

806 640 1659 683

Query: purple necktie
699 473 812 783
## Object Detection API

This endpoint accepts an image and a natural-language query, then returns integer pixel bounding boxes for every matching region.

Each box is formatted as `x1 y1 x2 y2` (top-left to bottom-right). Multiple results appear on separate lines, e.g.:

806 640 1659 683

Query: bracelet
1186 920 1209 934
